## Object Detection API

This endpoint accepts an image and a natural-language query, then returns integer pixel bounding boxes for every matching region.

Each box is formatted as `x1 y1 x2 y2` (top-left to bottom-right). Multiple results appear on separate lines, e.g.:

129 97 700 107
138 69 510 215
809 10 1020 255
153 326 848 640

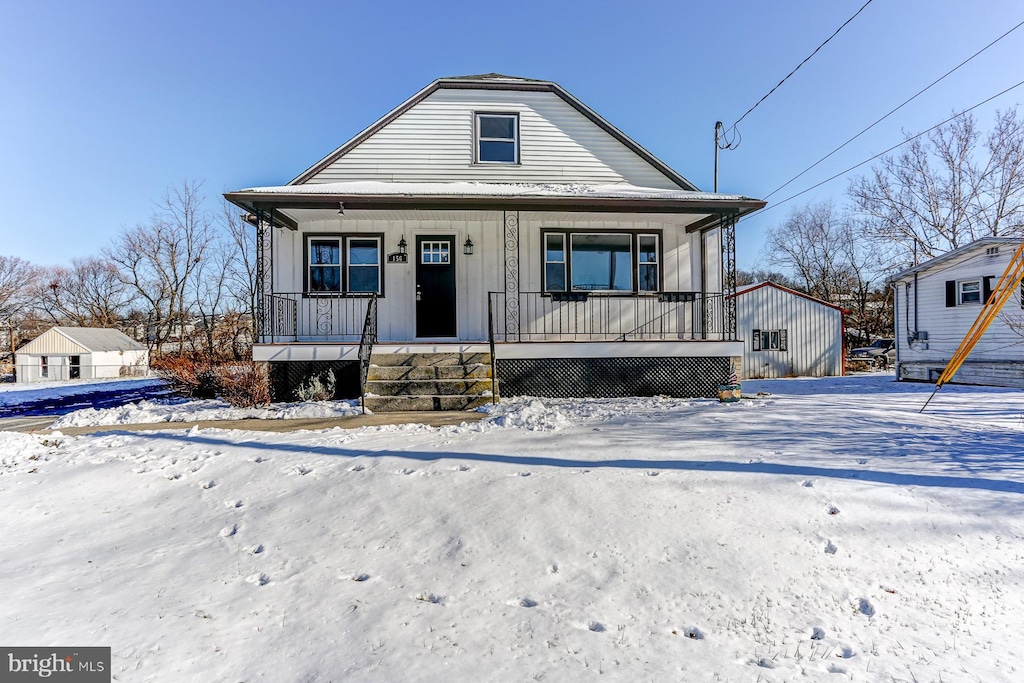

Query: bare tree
0 255 35 324
221 200 257 341
105 180 215 353
33 257 132 328
849 110 1024 265
762 202 893 345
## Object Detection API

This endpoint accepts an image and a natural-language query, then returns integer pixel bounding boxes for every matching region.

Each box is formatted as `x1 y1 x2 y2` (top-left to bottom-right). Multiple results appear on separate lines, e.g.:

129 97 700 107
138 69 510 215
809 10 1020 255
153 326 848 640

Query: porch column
722 214 737 339
255 207 274 342
503 211 521 341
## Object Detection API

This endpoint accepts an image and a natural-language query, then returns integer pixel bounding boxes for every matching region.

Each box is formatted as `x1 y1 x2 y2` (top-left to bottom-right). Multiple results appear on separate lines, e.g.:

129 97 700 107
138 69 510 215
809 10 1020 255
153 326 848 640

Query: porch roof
225 181 766 231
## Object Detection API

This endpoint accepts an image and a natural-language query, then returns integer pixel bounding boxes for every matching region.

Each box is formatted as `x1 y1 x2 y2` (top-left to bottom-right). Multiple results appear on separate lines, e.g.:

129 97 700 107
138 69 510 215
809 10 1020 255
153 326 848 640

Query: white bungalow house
225 74 766 409
733 282 847 379
891 237 1024 388
15 327 149 383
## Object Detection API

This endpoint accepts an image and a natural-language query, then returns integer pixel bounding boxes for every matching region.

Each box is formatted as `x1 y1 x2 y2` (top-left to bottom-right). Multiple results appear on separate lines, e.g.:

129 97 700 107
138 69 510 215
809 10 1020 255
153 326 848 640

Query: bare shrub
295 369 336 402
154 355 270 407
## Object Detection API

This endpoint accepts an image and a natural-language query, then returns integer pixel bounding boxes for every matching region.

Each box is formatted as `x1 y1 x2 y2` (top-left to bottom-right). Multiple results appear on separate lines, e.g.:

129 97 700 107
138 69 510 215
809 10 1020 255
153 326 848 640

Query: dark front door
416 235 457 337
69 355 81 379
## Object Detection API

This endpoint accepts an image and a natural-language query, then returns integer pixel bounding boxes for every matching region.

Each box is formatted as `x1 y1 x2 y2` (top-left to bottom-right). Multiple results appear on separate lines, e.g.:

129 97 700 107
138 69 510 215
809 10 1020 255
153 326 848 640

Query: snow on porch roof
229 180 759 203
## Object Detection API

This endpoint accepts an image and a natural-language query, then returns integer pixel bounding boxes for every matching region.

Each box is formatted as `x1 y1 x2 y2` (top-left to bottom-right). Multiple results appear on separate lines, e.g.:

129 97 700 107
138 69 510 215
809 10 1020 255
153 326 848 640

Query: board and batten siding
274 210 707 343
893 243 1024 386
304 89 681 189
735 284 844 378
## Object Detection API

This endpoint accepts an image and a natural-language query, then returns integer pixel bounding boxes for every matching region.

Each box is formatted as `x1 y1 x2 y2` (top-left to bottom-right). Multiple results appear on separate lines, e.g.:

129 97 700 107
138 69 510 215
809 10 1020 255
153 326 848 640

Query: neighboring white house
225 74 766 408
733 282 847 379
891 237 1024 388
15 327 149 383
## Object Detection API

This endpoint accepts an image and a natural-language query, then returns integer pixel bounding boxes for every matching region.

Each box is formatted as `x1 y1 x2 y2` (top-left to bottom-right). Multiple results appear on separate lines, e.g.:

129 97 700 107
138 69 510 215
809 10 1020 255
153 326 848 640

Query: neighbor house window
959 279 981 305
40 356 48 378
307 235 382 294
476 113 518 163
752 329 788 351
542 231 661 293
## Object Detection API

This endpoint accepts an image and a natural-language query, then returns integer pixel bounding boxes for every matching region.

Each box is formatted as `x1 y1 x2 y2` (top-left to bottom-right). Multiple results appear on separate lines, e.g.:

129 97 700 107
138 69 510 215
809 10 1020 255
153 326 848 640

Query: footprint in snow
516 597 537 608
644 471 660 477
219 524 238 538
810 627 826 640
288 465 313 476
824 540 837 555
246 573 269 586
585 621 605 633
826 505 840 515
248 544 264 555
201 480 216 490
414 592 443 604
398 468 416 475
349 464 366 472
856 598 875 616
800 480 814 488
455 464 472 472
252 456 266 464
225 500 243 509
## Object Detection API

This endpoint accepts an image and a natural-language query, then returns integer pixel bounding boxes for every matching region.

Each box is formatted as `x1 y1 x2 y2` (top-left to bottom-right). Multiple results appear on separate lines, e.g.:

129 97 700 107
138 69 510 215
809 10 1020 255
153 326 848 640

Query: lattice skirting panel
496 357 733 399
269 361 360 401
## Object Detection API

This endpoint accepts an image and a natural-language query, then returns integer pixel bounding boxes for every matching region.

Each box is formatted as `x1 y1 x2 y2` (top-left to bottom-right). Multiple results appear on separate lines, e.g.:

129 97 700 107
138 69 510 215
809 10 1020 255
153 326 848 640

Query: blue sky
3 0 1023 270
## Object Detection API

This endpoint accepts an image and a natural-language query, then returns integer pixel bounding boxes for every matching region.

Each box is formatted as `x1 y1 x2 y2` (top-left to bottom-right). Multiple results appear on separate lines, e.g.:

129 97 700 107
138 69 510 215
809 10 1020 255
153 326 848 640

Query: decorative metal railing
259 293 375 342
357 293 378 414
487 291 726 342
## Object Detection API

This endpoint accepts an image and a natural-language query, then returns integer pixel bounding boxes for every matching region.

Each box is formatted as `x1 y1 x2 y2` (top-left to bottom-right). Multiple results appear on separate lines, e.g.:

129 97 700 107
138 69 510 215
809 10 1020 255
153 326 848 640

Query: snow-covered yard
1 375 1022 681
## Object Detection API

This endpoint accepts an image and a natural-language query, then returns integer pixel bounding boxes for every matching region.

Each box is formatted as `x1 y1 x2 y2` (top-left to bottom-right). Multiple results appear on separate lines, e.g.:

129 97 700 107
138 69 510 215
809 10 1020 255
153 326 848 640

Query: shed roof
733 281 850 314
18 327 145 355
889 237 1022 281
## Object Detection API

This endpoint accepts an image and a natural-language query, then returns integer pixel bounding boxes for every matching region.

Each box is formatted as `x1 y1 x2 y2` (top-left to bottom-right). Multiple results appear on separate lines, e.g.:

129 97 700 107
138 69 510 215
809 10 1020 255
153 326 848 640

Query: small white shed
15 327 149 383
734 282 847 379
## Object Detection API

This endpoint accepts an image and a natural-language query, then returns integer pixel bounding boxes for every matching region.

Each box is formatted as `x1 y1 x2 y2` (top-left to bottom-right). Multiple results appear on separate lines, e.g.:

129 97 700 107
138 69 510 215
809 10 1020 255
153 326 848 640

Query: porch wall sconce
387 236 409 264
337 202 345 216
463 237 474 255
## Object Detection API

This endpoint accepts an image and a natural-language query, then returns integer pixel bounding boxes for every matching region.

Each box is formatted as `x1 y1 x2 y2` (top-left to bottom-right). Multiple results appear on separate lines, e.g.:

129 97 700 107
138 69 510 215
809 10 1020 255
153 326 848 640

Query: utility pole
714 121 724 193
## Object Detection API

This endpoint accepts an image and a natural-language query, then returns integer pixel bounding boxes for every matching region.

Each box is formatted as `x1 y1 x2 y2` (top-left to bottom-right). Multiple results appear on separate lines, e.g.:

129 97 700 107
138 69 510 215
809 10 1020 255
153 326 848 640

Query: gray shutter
945 280 957 307
983 276 995 303
779 329 788 352
752 329 761 351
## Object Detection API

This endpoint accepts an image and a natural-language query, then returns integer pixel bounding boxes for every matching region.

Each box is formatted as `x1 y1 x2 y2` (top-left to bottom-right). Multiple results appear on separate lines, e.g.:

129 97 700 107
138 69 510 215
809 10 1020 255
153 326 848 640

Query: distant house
891 237 1024 387
15 327 149 383
733 282 847 379
224 74 766 409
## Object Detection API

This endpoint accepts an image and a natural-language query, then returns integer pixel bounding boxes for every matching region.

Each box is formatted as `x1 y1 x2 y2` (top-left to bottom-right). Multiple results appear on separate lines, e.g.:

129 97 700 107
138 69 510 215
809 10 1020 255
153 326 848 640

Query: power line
729 0 875 133
760 77 1024 215
764 19 1024 200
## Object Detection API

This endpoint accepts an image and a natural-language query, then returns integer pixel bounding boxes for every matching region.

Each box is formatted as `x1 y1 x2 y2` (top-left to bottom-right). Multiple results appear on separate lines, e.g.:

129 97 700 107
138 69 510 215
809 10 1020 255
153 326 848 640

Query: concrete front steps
363 352 496 412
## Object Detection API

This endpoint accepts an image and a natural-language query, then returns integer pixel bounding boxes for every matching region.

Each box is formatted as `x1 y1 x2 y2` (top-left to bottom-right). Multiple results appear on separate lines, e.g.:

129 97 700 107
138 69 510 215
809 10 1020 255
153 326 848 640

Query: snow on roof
55 327 145 353
234 180 755 203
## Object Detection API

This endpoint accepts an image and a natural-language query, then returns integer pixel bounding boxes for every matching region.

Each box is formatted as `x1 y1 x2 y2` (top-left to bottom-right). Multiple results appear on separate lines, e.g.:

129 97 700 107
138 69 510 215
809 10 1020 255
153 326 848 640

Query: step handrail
357 292 378 414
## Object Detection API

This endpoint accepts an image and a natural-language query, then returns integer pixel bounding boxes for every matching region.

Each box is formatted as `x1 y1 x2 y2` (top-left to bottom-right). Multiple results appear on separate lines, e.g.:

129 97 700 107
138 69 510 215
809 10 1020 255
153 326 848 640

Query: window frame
751 328 788 352
40 355 48 378
303 233 384 296
474 112 520 165
541 229 663 295
958 278 981 305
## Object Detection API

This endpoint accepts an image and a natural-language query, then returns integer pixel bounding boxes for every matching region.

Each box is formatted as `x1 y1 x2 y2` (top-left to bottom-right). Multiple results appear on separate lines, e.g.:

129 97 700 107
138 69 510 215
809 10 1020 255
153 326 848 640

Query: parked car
849 338 896 369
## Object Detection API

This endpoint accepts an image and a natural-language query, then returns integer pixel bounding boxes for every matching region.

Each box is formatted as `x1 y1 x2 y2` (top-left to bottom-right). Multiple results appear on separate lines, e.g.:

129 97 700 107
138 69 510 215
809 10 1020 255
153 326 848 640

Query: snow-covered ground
49 397 364 428
2 375 1023 681
0 377 162 403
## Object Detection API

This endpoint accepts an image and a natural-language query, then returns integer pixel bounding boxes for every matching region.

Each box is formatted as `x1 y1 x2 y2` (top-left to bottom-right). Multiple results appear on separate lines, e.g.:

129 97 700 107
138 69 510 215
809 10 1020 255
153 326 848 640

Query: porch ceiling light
464 237 474 255
397 236 407 255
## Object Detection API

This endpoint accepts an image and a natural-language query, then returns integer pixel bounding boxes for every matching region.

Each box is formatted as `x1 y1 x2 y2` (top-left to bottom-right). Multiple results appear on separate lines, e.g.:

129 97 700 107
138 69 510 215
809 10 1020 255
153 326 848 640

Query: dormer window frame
474 112 520 165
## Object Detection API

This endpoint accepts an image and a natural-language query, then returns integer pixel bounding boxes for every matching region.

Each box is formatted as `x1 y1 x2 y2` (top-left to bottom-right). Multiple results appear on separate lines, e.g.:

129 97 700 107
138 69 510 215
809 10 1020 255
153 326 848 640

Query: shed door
69 355 81 379
415 235 457 337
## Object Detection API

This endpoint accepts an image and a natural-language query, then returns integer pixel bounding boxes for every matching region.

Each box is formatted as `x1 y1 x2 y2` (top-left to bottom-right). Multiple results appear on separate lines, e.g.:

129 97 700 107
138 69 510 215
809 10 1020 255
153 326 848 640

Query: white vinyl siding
893 241 1024 386
305 89 680 189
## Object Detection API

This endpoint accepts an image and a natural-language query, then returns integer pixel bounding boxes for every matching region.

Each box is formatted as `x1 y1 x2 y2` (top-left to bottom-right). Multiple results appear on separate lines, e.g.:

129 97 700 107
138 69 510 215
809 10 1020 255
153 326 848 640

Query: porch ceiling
272 207 719 227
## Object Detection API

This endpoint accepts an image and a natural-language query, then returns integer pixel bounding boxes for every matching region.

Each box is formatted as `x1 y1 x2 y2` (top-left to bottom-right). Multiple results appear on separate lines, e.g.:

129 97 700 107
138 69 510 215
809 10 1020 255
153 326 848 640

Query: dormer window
476 113 518 163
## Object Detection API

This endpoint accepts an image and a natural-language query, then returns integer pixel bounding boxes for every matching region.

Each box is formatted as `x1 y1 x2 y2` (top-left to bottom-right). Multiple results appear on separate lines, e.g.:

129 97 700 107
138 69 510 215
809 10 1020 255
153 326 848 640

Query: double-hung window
959 279 981 305
307 235 382 294
542 231 661 293
476 113 518 163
